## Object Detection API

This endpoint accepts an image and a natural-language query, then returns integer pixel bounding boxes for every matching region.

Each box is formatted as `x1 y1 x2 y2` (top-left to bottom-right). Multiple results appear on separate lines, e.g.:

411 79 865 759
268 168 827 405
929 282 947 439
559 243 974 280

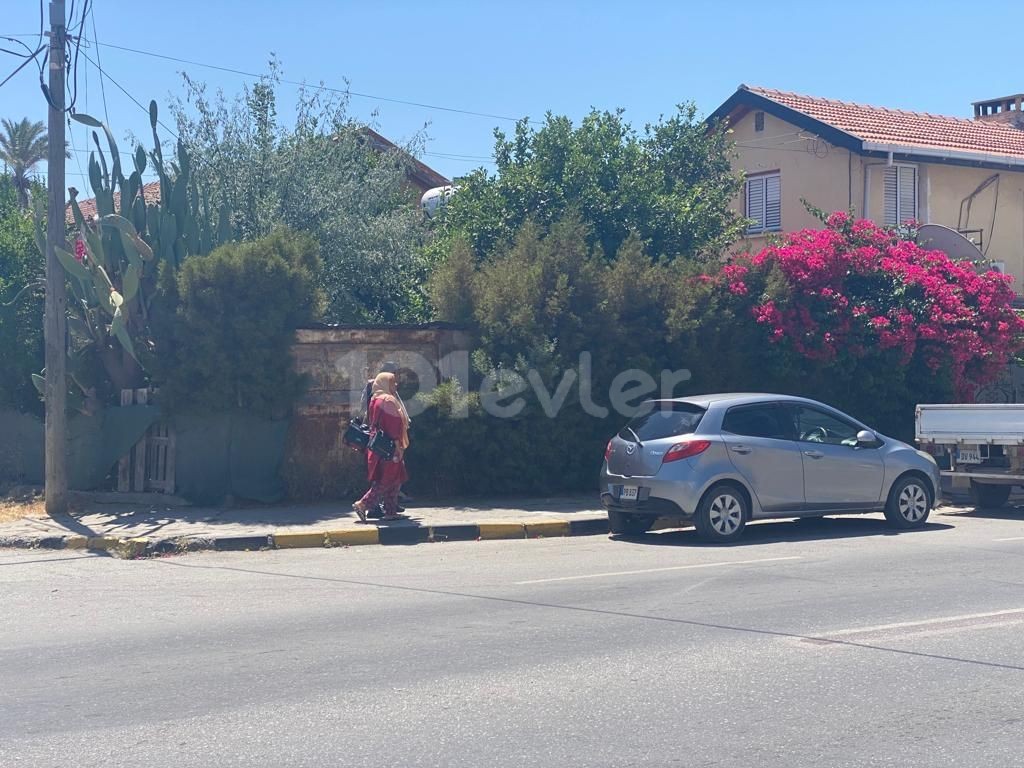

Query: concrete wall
727 110 1024 287
283 324 473 500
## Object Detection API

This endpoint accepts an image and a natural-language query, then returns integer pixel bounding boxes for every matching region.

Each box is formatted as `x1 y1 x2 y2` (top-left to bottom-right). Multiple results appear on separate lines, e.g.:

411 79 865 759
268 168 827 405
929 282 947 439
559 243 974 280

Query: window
883 165 917 226
746 173 781 234
754 111 765 132
722 403 794 441
789 405 860 446
619 402 706 442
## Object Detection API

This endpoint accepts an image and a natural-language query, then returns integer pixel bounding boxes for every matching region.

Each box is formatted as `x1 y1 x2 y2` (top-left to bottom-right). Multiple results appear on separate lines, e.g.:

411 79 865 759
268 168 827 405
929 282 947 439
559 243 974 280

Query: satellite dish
917 223 984 262
421 185 456 218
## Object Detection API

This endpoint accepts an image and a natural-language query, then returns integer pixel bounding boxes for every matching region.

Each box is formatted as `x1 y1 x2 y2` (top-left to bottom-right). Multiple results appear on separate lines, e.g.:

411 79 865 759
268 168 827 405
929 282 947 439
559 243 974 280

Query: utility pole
44 0 68 516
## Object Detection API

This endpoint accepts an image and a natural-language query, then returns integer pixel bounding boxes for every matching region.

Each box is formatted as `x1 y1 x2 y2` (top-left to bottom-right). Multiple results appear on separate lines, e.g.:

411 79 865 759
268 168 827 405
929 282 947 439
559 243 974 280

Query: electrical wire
79 49 179 139
65 0 91 112
92 40 537 125
0 44 44 90
89 4 108 124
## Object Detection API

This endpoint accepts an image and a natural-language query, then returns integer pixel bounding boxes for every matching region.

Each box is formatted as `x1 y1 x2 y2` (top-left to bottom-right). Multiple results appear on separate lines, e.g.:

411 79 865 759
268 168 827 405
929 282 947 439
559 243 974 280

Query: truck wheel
608 510 653 535
884 475 932 529
969 481 1012 509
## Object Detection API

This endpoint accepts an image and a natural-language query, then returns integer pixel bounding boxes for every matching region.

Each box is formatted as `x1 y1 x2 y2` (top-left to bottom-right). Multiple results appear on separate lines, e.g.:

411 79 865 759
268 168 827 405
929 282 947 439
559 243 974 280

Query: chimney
973 94 1024 128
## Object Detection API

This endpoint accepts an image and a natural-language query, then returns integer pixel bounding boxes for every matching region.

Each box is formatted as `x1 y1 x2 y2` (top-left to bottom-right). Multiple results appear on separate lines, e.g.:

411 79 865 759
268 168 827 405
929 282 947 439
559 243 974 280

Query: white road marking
993 536 1024 542
513 556 802 585
817 608 1024 638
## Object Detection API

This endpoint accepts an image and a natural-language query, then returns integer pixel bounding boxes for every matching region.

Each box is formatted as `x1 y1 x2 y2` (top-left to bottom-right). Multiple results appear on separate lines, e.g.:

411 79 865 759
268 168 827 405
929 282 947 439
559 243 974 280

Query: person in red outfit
353 372 409 522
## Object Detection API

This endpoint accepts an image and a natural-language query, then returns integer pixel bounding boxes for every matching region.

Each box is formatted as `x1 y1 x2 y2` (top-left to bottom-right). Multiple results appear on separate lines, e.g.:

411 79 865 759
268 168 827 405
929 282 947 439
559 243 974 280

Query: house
356 127 450 195
708 85 1024 286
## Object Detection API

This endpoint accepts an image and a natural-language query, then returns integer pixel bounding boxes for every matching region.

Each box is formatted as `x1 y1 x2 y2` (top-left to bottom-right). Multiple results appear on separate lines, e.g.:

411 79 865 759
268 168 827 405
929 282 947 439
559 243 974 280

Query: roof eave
706 85 864 153
861 141 1024 171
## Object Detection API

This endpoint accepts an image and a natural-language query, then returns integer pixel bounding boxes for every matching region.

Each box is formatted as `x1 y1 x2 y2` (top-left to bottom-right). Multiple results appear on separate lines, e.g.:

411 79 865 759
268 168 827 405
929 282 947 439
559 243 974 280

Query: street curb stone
0 515 612 558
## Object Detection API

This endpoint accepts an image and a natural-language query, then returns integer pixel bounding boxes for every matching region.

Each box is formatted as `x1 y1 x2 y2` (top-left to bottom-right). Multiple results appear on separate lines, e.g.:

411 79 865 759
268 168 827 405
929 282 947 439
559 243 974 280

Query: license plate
958 447 982 464
620 486 639 501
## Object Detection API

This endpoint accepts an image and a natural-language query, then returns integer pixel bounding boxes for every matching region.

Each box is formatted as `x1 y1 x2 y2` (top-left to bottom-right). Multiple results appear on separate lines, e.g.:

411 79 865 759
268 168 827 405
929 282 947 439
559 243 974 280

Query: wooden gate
118 388 176 494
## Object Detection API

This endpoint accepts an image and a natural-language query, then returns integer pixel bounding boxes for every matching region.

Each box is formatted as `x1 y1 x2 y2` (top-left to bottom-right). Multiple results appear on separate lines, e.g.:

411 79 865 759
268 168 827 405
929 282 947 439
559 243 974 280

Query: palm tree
0 117 48 209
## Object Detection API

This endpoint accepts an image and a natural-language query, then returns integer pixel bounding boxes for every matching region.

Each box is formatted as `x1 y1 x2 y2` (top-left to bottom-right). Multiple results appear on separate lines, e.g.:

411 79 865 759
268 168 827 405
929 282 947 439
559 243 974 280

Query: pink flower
74 238 86 263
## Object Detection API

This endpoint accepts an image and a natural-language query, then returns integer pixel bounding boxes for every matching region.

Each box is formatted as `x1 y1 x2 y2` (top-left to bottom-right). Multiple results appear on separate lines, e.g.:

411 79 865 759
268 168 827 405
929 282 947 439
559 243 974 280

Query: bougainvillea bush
670 213 1024 438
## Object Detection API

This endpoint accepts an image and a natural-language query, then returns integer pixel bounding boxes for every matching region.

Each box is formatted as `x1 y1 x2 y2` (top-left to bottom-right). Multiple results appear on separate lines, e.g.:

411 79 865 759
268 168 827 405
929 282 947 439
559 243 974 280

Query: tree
0 118 48 210
0 175 44 412
161 230 324 418
171 62 431 324
431 104 744 262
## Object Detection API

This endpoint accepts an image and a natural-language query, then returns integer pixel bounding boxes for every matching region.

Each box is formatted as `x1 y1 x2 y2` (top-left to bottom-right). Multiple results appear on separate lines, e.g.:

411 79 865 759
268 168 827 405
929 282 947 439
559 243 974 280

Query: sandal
352 502 368 523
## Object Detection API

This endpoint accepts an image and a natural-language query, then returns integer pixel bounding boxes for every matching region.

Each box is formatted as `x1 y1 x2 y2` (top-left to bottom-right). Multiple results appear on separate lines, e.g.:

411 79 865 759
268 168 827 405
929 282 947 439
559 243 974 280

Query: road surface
3 506 1024 767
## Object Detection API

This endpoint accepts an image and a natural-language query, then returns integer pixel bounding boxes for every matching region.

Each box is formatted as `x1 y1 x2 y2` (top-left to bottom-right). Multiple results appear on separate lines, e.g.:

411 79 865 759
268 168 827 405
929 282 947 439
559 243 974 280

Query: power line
0 44 43 89
88 5 107 124
94 39 536 125
79 48 178 139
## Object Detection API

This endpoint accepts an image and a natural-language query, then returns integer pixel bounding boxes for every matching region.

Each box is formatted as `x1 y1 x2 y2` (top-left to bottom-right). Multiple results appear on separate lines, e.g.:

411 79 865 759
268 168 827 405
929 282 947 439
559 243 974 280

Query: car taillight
663 439 711 463
605 440 613 461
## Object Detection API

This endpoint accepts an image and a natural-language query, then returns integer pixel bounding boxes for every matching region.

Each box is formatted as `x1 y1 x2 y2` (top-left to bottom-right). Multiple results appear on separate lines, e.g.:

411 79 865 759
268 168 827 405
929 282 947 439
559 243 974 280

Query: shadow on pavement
937 502 1024 521
612 516 954 547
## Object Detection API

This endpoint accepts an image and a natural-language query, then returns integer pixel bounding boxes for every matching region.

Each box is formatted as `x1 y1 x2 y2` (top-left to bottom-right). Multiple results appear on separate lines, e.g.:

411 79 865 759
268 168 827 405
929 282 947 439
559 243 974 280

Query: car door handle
731 445 752 455
803 450 824 459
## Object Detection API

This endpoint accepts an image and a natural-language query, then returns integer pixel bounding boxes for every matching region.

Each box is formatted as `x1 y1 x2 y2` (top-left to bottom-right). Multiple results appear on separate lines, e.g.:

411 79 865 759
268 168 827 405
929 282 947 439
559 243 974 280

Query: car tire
969 481 1012 510
884 475 932 529
608 510 654 535
694 483 748 543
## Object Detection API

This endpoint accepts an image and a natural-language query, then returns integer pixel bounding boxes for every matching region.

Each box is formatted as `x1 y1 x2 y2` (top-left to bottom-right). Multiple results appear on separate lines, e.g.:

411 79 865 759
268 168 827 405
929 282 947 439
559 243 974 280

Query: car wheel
694 483 748 543
969 481 1012 510
608 510 653 535
884 475 932 529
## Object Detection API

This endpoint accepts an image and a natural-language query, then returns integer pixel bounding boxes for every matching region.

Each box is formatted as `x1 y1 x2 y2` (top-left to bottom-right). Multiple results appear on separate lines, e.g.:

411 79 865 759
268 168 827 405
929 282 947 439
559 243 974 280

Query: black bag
368 428 396 460
343 418 371 451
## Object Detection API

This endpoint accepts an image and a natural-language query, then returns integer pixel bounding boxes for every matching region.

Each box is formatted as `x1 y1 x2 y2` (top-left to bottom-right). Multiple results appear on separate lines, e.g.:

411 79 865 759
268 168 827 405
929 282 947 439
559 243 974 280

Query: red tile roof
736 85 1024 161
66 180 161 226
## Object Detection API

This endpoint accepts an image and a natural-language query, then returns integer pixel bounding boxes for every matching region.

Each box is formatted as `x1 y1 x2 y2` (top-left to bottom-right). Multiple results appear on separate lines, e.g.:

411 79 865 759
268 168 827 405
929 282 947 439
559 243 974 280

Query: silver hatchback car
601 393 941 542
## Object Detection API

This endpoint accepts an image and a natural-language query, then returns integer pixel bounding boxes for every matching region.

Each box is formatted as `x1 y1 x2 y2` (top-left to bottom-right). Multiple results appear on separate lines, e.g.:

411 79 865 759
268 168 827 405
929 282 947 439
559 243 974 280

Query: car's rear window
618 402 706 441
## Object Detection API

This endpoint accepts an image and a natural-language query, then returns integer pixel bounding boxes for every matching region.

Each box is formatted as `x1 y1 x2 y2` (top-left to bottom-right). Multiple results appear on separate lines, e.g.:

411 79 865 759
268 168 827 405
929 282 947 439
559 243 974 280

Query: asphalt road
4 506 1024 767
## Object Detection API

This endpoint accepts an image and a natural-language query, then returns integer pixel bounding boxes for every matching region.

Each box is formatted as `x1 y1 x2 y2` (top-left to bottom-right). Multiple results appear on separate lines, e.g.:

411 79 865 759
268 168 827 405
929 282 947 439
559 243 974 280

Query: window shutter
764 174 781 230
898 166 917 223
883 167 899 225
746 177 765 233
883 165 918 225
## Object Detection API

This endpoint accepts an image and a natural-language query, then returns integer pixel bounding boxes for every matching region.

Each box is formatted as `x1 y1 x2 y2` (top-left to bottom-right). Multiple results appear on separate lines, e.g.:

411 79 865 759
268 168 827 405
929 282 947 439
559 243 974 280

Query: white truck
915 404 1024 508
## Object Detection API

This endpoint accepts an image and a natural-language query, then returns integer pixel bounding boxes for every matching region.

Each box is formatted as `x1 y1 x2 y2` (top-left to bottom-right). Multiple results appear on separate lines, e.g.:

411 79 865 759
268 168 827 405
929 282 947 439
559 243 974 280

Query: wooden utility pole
44 0 68 515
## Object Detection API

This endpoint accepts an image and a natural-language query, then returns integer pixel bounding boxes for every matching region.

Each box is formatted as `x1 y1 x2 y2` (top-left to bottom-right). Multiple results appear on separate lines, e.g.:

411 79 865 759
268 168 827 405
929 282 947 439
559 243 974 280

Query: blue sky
3 0 1024 189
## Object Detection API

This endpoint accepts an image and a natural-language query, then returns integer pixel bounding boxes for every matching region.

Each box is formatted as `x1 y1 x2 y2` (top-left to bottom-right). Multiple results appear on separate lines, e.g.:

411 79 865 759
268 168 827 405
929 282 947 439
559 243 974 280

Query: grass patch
0 488 47 523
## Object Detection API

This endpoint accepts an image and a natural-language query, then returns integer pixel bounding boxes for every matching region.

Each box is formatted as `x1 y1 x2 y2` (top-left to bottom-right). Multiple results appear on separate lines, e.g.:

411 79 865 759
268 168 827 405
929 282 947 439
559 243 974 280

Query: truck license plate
958 447 982 464
620 486 639 501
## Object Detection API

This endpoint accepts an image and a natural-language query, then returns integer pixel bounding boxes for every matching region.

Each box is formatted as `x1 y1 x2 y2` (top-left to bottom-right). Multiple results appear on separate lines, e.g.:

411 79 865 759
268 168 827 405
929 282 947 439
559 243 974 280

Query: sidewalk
0 495 611 557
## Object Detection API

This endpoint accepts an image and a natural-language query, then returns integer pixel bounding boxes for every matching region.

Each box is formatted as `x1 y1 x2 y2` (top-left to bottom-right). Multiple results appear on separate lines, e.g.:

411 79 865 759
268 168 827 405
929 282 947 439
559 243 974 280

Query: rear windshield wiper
626 427 643 446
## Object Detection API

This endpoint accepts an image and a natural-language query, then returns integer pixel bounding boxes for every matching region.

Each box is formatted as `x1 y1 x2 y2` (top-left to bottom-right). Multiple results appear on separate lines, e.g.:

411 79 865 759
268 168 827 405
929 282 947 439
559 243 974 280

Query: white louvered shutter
883 167 899 225
883 166 917 225
899 166 917 223
746 176 765 233
764 174 781 230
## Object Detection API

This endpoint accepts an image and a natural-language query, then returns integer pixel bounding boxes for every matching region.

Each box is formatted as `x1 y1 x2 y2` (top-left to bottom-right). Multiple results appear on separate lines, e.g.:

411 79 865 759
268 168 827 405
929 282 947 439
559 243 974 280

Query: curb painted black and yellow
0 517 611 559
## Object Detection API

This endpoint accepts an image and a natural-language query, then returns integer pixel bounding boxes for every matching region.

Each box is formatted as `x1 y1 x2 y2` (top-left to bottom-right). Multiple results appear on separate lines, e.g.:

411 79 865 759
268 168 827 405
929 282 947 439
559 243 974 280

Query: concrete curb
0 516 611 559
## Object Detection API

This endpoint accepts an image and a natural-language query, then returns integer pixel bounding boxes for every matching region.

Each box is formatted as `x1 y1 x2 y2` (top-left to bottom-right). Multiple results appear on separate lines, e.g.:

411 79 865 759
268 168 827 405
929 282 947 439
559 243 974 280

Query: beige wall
728 111 863 252
727 109 1024 287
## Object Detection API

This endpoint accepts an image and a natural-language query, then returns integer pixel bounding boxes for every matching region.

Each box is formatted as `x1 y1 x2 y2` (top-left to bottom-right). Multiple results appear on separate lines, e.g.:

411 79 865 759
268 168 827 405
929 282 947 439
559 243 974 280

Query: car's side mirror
856 429 877 447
